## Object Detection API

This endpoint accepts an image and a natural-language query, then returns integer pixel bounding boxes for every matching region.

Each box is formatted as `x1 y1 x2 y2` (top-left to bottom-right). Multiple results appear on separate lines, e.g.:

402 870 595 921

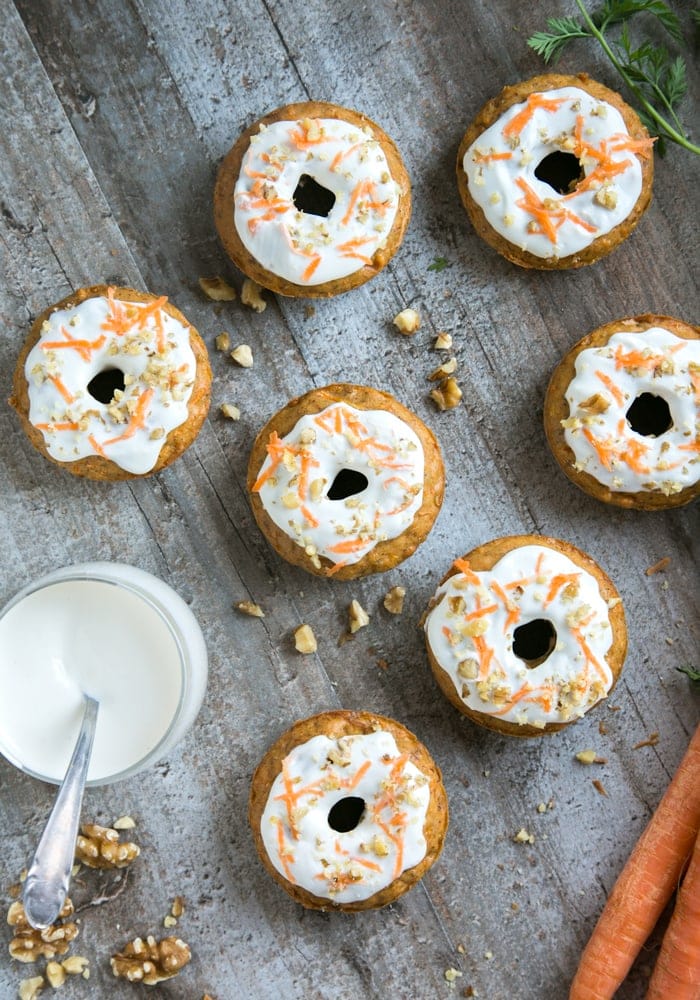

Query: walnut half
111 936 191 985
75 823 140 869
7 899 78 963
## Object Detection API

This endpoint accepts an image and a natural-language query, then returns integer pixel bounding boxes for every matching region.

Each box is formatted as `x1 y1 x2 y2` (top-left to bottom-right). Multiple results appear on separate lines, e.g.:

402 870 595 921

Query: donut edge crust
246 383 445 579
423 534 627 738
214 101 412 298
544 314 700 510
455 73 654 270
9 284 212 482
248 709 449 911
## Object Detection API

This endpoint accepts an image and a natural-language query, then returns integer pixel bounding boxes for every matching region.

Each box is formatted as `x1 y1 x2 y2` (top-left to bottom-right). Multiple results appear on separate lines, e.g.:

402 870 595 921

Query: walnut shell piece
110 935 191 985
75 823 140 869
7 899 78 964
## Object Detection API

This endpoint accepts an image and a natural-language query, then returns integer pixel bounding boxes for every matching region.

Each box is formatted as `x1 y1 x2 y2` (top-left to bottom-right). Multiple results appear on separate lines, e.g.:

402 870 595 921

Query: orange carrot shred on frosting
101 286 133 336
276 823 296 882
351 857 383 873
543 573 580 608
472 150 513 163
288 120 326 149
330 142 364 171
101 388 154 448
473 634 495 680
595 369 624 405
300 505 320 528
515 178 597 244
465 603 498 621
328 537 373 555
48 375 75 404
88 433 107 458
42 326 107 362
502 94 566 138
385 495 418 517
341 759 371 790
453 558 481 586
301 254 321 282
325 559 349 577
35 421 79 432
535 552 545 575
613 345 667 371
678 437 700 453
341 179 380 226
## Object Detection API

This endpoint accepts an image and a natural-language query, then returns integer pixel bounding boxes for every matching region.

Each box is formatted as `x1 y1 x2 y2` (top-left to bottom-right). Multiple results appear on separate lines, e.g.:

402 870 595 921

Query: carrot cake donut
423 535 627 738
247 384 444 579
544 315 700 509
10 285 211 480
214 101 411 297
456 73 653 269
249 710 448 911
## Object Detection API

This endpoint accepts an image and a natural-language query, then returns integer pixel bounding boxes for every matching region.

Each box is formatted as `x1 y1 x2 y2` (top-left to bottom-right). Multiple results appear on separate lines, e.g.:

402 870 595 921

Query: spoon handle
22 695 99 929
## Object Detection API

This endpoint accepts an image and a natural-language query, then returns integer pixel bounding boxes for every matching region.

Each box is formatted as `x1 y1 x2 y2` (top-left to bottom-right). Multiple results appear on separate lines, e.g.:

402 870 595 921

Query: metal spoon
22 695 99 929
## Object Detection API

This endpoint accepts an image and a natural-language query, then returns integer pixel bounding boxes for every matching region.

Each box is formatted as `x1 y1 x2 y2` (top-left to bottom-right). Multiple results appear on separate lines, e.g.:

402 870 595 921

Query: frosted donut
248 711 448 911
545 315 700 509
247 384 444 579
10 285 211 480
456 74 653 269
423 536 627 738
214 101 411 297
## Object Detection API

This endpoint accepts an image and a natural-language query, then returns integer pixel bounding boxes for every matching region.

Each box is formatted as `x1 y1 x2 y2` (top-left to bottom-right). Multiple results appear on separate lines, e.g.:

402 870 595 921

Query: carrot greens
527 1 699 155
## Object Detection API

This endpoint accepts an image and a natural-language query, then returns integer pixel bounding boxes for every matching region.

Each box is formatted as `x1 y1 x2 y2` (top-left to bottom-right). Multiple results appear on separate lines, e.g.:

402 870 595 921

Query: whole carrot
570 724 700 1000
646 827 700 999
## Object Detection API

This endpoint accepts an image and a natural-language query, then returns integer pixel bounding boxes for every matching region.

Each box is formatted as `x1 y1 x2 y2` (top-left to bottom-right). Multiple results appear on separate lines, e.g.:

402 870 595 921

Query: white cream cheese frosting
24 290 196 475
424 544 615 728
252 401 424 572
260 730 430 903
234 116 401 284
562 327 700 496
463 86 651 259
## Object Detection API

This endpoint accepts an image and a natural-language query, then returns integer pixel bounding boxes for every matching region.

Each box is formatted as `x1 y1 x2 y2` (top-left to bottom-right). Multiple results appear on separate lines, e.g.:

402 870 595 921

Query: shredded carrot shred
502 94 566 138
595 370 624 405
101 388 154 447
48 375 75 404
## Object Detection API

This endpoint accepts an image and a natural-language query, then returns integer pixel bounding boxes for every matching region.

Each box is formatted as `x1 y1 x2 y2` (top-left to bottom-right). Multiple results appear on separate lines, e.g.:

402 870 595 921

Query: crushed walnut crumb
215 332 231 352
348 599 370 633
220 403 241 421
575 749 607 765
294 624 317 654
199 276 236 301
240 279 266 313
393 308 421 335
434 332 452 350
230 344 253 368
235 600 264 618
383 586 405 615
430 377 462 411
513 828 535 845
428 358 457 381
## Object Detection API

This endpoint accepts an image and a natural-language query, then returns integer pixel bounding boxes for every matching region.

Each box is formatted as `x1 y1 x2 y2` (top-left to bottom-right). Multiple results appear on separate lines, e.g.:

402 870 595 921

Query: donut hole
327 796 365 833
534 152 585 196
327 468 369 501
87 367 126 404
626 393 673 437
293 173 336 218
513 619 557 669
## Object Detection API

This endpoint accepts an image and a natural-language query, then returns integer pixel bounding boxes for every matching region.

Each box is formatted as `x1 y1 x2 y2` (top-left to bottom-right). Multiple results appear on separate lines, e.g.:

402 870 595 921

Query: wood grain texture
1 0 698 997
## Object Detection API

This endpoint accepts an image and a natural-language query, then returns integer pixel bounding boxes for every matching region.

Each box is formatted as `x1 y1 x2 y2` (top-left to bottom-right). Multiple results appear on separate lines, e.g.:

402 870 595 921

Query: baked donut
247 384 444 579
456 73 653 269
214 101 411 297
248 710 448 911
10 285 211 480
545 315 700 509
423 535 626 738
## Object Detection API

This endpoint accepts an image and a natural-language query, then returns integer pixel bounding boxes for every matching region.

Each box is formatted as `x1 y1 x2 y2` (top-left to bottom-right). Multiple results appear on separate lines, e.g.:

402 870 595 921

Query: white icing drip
463 87 645 259
24 293 196 475
253 402 424 567
260 730 430 903
234 117 401 284
424 544 614 728
563 328 699 495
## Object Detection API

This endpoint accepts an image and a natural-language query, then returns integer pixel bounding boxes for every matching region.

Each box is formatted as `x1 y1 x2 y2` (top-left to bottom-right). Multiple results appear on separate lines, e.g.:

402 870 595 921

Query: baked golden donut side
10 285 211 481
456 73 653 269
247 384 445 579
544 315 700 509
248 710 449 911
423 535 627 738
214 101 411 297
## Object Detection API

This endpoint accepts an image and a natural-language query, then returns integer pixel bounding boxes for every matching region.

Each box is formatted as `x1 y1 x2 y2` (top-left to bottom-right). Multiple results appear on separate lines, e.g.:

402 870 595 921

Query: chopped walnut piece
594 185 618 209
348 599 370 634
163 915 177 928
430 377 462 411
434 332 452 350
199 276 236 301
578 393 610 414
513 828 535 844
383 586 406 615
61 956 89 976
171 897 185 919
575 749 607 765
18 977 44 1000
112 815 136 830
110 935 191 985
8 899 78 963
75 823 140 869
215 332 231 352
45 961 65 988
444 967 463 983
241 279 267 313
220 403 241 421
231 344 253 368
235 600 264 618
392 308 421 335
294 624 317 654
428 358 457 381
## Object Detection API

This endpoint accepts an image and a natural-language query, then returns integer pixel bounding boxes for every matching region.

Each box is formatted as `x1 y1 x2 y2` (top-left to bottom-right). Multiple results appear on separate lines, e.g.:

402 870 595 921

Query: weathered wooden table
1 1 698 997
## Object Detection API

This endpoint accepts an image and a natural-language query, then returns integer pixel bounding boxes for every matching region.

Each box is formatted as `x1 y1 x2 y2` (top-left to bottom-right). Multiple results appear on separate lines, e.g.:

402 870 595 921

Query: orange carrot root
569 724 700 1000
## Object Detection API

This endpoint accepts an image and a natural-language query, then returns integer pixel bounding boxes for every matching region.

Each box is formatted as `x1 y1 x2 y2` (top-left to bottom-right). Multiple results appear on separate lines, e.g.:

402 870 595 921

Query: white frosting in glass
463 86 649 259
562 327 700 495
24 292 196 475
425 544 615 728
252 401 424 570
234 117 401 284
260 730 430 903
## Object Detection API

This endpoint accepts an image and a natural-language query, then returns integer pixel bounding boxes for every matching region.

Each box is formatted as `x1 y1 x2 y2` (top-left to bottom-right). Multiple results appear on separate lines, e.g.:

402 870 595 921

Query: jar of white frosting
0 563 208 785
